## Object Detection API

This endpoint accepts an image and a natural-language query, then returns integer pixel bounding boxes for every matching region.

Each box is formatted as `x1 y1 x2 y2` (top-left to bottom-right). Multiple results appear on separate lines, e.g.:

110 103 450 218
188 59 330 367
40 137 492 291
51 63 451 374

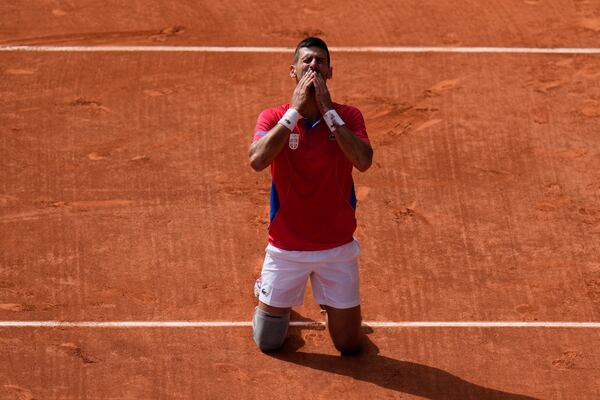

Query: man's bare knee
334 339 362 356
331 329 363 355
322 305 363 355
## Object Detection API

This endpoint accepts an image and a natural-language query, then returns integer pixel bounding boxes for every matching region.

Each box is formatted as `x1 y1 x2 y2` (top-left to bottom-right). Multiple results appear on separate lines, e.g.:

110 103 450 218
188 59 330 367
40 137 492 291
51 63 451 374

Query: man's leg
253 242 316 352
310 240 363 355
322 304 363 355
252 301 292 352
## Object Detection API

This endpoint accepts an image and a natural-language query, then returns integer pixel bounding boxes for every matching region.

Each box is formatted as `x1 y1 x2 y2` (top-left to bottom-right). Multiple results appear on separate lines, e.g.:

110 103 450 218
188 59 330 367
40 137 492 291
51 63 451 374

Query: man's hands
291 70 317 116
313 73 334 115
291 70 334 116
285 69 372 172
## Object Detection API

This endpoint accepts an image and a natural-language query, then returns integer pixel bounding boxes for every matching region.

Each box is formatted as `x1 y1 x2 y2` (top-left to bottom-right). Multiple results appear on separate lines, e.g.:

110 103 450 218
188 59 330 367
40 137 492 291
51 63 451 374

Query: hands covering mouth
306 69 321 91
305 68 321 78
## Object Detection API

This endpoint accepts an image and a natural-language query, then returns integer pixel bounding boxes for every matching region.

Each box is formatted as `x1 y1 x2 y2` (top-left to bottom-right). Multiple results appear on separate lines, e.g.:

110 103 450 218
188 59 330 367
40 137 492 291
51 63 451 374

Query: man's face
290 46 332 83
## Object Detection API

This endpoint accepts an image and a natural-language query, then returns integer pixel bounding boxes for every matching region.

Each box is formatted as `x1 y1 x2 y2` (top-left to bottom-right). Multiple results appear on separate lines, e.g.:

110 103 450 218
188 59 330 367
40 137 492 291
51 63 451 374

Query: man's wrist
278 108 300 131
323 109 345 132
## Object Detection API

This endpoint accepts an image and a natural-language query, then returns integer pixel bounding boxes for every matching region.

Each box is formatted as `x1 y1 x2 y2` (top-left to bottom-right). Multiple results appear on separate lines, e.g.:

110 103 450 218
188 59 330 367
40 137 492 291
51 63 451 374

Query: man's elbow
249 154 268 172
248 145 264 171
355 161 371 172
249 158 263 172
355 149 373 172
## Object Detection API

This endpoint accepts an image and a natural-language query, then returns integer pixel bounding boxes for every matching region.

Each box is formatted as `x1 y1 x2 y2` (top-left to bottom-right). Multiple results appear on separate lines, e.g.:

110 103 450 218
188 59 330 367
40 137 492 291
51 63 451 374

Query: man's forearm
334 125 373 172
249 124 290 171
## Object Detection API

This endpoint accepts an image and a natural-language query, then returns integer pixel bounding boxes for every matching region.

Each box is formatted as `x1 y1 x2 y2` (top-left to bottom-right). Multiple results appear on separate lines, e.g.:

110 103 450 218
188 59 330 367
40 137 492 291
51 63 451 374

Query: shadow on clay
270 313 539 400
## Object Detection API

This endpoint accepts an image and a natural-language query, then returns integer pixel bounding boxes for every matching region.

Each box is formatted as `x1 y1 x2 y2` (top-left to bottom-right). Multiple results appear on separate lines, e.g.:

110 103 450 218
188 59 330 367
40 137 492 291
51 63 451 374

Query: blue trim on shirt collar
304 119 320 130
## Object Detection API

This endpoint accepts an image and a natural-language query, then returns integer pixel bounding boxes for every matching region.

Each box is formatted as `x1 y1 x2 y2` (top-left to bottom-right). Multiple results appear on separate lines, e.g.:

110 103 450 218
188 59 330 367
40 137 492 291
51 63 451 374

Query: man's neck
301 99 321 121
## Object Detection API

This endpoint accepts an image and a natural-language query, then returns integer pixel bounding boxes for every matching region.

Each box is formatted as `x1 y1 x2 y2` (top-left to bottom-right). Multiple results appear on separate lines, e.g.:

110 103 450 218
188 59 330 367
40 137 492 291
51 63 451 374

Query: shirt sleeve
341 106 370 145
253 109 278 143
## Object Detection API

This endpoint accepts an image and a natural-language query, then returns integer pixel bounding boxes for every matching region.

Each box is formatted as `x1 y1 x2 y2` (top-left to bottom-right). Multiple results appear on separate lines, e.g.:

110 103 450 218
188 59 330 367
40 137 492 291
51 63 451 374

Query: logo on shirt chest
289 133 300 150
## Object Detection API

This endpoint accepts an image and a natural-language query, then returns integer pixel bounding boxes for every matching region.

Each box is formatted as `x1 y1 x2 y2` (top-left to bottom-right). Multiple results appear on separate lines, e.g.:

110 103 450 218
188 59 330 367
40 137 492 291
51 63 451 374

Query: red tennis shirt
253 103 370 251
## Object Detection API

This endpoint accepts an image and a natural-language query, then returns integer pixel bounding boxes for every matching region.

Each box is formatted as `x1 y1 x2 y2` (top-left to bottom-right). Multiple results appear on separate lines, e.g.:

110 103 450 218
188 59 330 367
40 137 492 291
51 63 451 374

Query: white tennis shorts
257 239 361 309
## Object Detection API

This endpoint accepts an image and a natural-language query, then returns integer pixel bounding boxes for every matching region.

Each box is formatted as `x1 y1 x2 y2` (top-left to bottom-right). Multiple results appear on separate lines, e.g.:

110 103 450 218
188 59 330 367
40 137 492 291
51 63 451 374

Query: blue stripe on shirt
270 182 280 223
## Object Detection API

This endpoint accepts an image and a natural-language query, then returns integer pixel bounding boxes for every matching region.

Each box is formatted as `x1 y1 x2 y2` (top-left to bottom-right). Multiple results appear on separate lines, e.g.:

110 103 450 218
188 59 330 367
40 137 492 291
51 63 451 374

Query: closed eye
303 57 326 64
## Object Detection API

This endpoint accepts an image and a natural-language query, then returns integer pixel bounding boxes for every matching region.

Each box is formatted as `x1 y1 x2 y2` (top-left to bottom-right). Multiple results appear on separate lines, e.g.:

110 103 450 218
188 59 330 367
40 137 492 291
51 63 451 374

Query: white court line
1 45 600 54
0 321 599 328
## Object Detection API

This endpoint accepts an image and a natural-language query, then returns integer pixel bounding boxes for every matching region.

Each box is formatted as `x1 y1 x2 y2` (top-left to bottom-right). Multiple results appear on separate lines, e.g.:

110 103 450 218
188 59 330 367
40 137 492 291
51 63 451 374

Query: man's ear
326 66 333 80
289 65 297 79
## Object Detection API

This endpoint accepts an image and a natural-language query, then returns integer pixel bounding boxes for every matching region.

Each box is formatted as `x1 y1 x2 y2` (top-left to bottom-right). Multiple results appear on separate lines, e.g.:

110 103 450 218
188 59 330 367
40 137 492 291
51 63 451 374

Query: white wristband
323 109 345 132
278 108 300 131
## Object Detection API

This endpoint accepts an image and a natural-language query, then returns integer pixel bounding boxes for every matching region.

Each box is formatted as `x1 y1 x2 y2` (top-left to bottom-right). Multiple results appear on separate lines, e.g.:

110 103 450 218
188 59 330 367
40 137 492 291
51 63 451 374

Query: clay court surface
1 1 600 399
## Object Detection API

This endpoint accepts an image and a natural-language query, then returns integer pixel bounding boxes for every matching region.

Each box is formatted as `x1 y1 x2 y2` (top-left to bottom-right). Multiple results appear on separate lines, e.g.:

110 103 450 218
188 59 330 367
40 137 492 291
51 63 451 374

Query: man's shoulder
333 103 364 120
254 103 291 134
258 103 291 118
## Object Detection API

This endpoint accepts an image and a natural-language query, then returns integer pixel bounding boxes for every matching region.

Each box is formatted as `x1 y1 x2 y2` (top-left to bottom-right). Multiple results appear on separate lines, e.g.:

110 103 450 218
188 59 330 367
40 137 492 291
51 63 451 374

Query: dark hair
294 37 330 65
